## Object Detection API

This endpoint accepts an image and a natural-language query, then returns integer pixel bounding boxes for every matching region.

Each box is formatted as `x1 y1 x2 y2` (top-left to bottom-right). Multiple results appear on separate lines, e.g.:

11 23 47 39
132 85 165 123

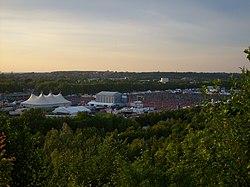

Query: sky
0 0 250 73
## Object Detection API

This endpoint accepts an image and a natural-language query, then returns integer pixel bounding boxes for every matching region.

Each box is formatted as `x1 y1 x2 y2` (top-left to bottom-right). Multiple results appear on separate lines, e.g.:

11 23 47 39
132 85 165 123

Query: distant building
130 101 143 108
52 106 91 116
206 86 219 94
96 91 122 103
87 91 127 107
159 77 169 83
1 92 30 102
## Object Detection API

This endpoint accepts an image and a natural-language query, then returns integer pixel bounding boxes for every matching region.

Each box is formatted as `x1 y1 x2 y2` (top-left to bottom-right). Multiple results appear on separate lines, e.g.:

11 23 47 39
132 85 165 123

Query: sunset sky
1 0 250 73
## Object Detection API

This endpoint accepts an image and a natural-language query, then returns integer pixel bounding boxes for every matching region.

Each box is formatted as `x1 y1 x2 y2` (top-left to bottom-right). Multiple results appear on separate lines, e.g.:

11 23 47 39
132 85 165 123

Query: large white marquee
52 106 91 116
21 92 72 108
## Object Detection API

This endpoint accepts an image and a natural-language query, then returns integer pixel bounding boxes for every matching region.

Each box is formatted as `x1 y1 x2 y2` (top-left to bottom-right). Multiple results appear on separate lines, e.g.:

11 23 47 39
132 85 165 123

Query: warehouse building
96 91 122 103
87 91 127 108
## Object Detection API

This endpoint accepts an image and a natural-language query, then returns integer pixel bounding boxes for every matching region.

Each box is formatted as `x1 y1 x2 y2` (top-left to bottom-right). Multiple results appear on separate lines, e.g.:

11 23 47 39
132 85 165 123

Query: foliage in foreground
0 132 15 187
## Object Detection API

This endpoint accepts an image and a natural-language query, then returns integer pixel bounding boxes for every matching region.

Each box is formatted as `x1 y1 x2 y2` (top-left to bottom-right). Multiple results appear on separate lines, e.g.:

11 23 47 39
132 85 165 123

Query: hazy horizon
1 0 250 73
0 70 241 74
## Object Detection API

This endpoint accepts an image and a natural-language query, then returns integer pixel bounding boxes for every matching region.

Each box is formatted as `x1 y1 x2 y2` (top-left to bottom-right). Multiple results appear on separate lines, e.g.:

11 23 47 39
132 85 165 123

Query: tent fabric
52 106 91 115
21 92 72 108
87 101 116 107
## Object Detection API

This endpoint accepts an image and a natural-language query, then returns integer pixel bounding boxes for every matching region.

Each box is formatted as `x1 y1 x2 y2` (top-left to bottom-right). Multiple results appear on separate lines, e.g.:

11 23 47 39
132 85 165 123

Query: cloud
1 0 250 72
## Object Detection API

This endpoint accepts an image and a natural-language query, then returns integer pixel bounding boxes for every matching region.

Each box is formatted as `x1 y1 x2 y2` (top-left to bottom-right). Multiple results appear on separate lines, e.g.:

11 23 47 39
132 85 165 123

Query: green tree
244 46 250 61
113 149 166 187
163 48 250 186
0 132 15 187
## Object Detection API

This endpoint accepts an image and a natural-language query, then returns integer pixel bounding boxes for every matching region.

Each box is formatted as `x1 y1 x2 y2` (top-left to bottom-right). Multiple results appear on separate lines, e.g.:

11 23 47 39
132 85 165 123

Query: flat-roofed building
87 91 127 108
96 91 122 104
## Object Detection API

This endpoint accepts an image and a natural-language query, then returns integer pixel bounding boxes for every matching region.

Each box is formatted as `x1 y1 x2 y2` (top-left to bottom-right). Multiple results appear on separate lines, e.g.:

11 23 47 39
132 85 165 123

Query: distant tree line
0 72 235 95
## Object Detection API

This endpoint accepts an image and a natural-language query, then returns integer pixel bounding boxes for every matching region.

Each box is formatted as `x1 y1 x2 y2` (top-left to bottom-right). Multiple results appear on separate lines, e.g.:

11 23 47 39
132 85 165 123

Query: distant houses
159 77 169 83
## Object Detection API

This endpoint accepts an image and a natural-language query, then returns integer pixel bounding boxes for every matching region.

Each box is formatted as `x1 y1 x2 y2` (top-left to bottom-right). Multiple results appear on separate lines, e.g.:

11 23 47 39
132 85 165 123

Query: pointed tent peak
48 91 53 96
56 91 62 96
21 92 38 104
28 92 37 99
39 91 44 97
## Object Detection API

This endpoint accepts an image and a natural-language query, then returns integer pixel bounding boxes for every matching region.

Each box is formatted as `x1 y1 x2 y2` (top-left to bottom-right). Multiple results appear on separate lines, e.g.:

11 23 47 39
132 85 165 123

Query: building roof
87 101 116 107
52 106 91 115
21 92 72 108
96 91 121 96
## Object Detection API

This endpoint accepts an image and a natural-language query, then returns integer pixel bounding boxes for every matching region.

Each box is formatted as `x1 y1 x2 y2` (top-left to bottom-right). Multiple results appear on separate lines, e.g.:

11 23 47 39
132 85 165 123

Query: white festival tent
52 106 91 116
21 92 72 108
